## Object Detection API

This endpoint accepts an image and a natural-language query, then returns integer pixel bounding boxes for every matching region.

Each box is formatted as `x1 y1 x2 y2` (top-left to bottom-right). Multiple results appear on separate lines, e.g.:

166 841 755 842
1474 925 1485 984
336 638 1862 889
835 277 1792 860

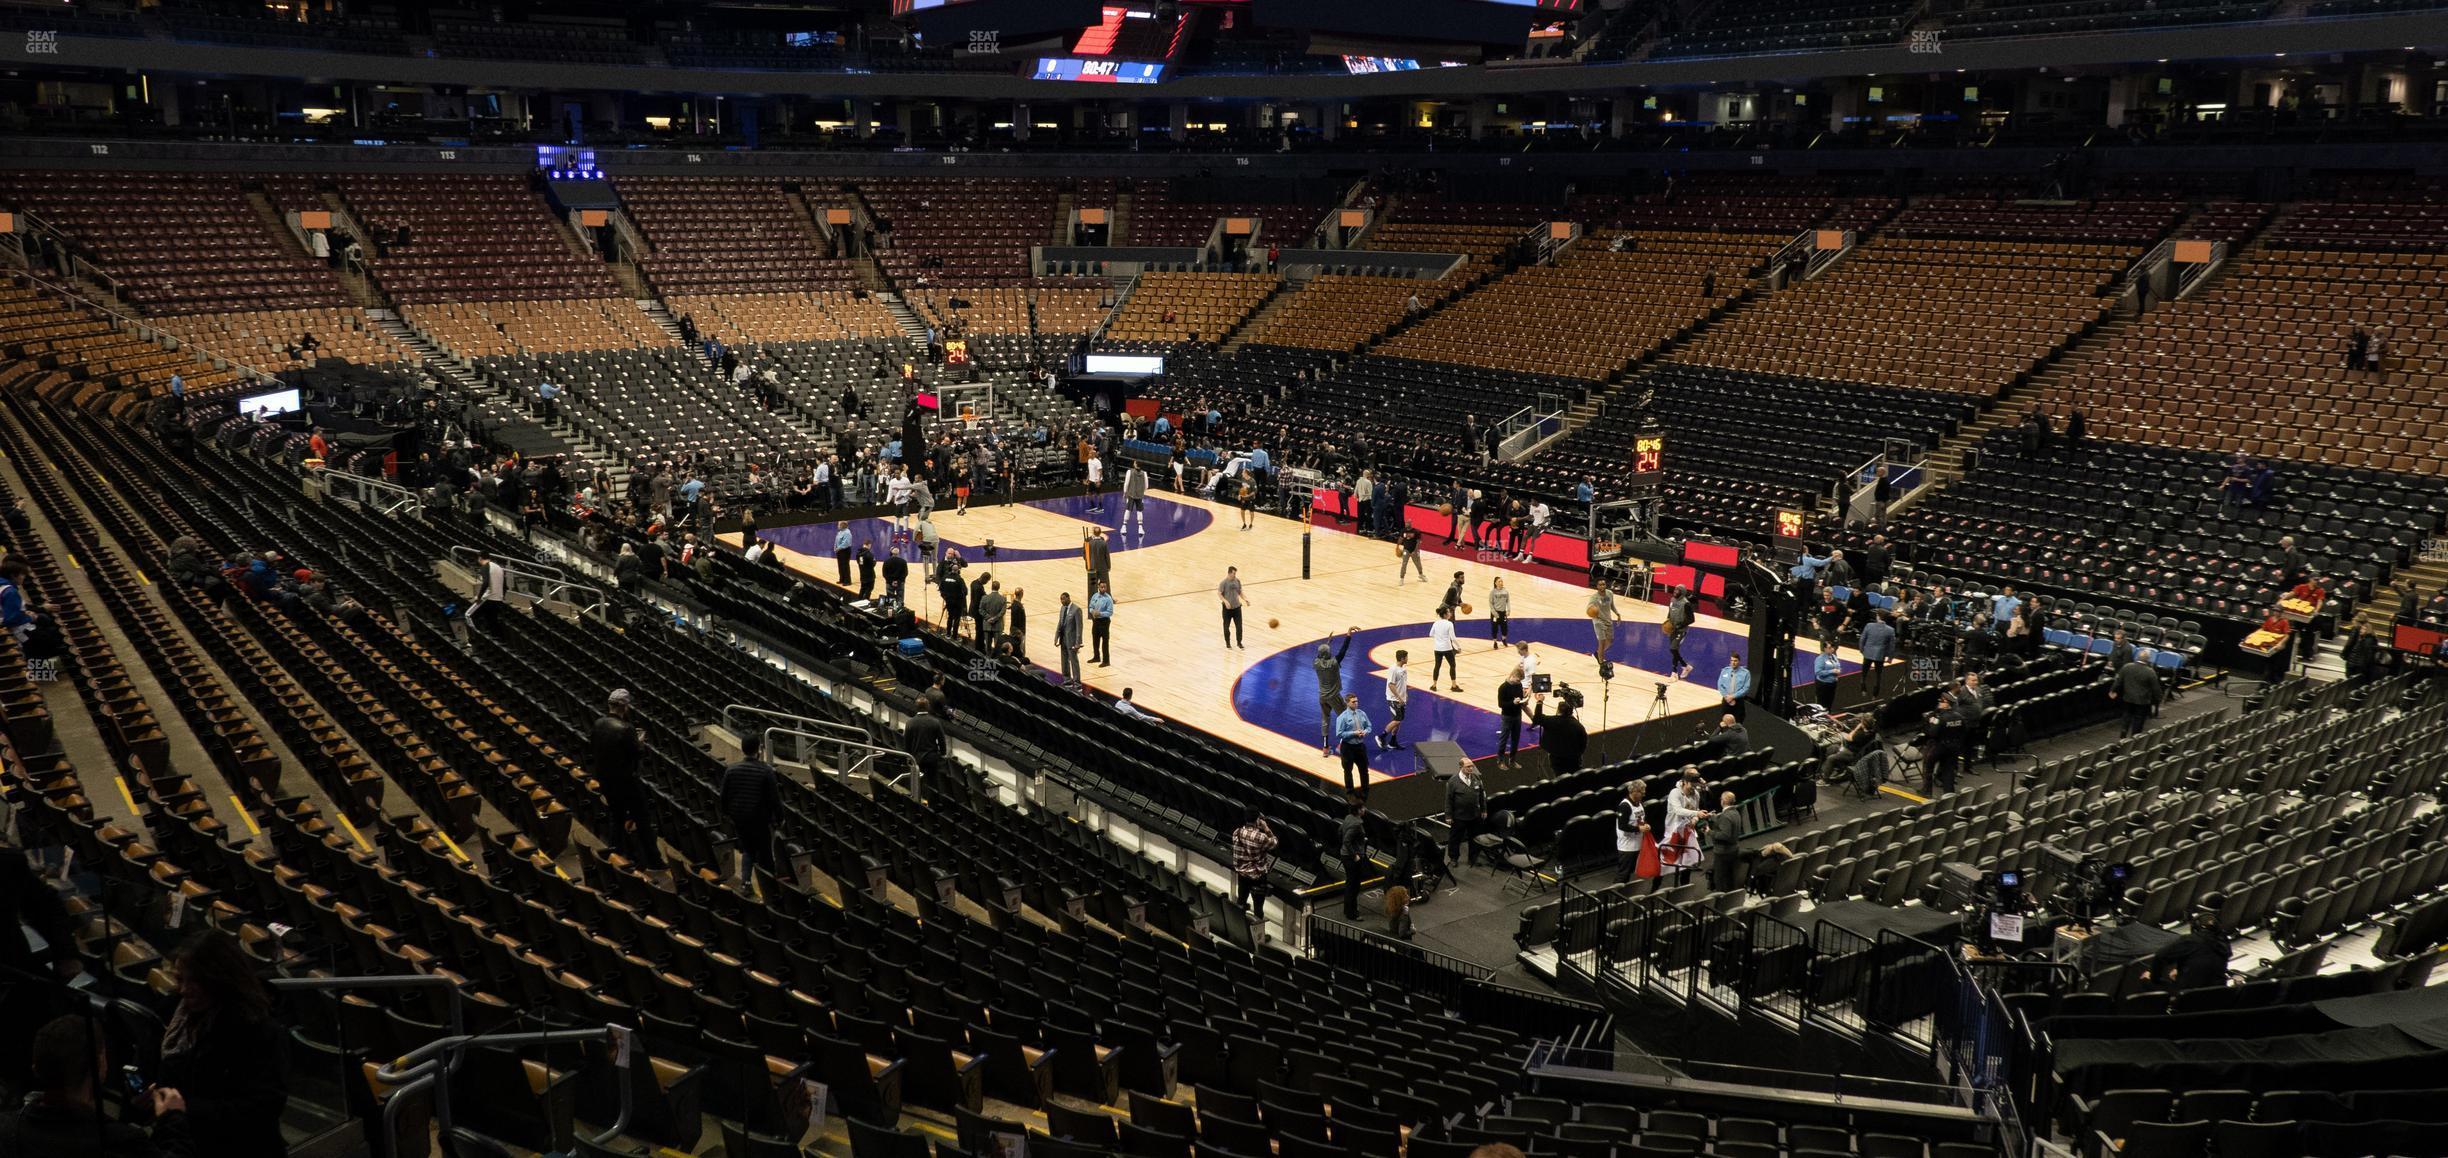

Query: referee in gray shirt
1220 566 1249 649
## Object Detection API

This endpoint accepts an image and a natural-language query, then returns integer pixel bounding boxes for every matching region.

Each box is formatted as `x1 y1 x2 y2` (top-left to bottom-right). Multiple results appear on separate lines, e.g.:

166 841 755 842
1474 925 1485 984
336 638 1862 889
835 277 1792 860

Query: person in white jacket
1662 769 1709 883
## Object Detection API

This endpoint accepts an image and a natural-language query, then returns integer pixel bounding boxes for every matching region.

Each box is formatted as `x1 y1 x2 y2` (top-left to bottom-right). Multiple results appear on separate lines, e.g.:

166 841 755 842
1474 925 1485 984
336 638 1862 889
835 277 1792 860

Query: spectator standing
1706 791 1745 891
904 695 948 788
1337 796 1370 920
1813 647 1842 708
2112 648 2163 737
1859 613 1898 695
720 733 781 890
833 523 854 584
978 581 1008 653
1003 587 1023 661
154 931 286 1158
880 552 909 608
1495 667 1526 770
1612 780 1654 887
591 689 658 866
1084 527 1112 593
1231 810 1278 926
1445 759 1488 867
1488 576 1512 648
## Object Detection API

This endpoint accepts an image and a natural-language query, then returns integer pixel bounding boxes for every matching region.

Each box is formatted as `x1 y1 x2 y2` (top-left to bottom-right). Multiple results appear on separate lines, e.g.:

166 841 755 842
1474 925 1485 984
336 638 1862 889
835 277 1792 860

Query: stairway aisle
882 294 930 342
372 310 605 473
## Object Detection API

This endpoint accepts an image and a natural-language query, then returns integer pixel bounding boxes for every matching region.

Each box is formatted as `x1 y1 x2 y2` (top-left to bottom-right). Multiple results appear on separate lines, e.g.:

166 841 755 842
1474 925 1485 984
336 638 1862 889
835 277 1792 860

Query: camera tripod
1625 680 1673 755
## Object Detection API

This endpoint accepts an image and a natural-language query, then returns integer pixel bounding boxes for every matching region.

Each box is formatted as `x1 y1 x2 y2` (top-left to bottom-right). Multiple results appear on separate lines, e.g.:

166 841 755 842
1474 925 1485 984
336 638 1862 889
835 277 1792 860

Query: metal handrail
765 724 904 787
724 703 867 743
322 470 424 516
371 1026 630 1158
451 544 564 580
269 973 468 1041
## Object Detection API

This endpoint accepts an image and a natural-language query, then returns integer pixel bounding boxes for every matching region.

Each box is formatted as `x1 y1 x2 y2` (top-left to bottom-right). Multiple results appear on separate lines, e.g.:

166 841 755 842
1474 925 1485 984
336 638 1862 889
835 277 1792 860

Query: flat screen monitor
1084 353 1164 377
237 387 302 420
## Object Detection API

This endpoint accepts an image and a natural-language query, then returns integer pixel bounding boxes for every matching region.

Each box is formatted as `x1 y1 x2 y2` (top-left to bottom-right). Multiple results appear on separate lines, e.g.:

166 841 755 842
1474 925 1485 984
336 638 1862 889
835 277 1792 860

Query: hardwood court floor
736 491 1851 790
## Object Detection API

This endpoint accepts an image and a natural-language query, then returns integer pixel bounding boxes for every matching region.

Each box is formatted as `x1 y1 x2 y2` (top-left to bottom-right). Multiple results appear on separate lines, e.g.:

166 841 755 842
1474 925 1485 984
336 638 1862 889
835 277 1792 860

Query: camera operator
1531 685 1588 776
2140 905 2233 991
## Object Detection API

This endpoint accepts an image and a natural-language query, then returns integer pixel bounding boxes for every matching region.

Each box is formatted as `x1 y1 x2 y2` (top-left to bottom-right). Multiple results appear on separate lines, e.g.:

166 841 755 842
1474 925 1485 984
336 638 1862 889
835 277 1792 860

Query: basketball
1439 502 1454 516
1461 603 1474 614
1268 618 1280 629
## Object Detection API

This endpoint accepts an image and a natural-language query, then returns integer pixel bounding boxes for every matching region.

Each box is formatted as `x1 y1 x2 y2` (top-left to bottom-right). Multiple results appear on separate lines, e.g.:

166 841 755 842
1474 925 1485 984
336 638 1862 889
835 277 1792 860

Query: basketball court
733 491 1855 791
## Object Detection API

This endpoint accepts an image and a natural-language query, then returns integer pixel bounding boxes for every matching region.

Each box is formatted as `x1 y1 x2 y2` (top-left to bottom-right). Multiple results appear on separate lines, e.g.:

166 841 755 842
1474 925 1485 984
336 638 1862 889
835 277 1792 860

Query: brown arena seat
0 284 244 404
1103 273 1278 345
907 287 1106 337
402 298 671 360
1370 232 1778 382
2034 212 2448 475
614 176 863 296
1236 274 1467 354
155 308 415 370
0 170 349 316
667 291 905 346
1674 236 2130 396
859 177 1067 287
336 173 621 304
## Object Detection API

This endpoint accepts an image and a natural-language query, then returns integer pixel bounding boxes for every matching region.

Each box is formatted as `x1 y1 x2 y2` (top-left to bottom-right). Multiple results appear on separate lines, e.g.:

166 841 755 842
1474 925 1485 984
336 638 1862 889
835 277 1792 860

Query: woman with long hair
154 930 287 1158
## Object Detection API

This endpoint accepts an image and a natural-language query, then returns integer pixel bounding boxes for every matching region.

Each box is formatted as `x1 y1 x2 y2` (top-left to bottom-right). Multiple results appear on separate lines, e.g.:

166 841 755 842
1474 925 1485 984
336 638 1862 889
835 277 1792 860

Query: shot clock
1632 432 1665 484
1773 507 1807 553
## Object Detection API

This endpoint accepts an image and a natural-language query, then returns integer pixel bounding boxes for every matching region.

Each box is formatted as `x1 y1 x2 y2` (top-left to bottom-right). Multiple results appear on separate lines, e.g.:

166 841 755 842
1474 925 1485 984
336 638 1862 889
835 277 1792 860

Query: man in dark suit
1444 759 1488 867
2276 535 2309 589
1706 790 1745 892
1055 591 1085 687
1922 690 1971 795
1084 528 1112 594
2112 648 2163 738
903 695 947 788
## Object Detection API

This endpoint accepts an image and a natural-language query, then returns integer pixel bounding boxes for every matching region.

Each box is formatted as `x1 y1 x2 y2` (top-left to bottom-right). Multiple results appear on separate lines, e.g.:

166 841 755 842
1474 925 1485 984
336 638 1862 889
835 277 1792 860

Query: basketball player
1430 607 1462 692
1084 451 1105 513
1122 460 1149 534
1379 650 1410 751
1589 579 1620 665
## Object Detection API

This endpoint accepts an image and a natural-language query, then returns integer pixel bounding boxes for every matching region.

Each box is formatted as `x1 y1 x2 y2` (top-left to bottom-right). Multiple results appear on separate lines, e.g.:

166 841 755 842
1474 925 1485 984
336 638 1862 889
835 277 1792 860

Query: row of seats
0 282 242 408
0 169 348 314
1674 236 2129 396
154 307 412 370
1372 233 1773 382
674 291 907 346
617 175 862 295
864 178 1063 286
339 172 620 303
1103 273 1279 345
2037 233 2448 475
